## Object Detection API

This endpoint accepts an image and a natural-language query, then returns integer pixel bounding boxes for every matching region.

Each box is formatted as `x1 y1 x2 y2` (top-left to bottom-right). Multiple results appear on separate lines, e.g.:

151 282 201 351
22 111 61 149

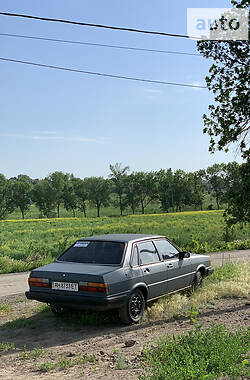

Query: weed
185 306 199 324
114 352 130 370
39 361 55 372
20 347 47 360
0 341 15 352
0 303 12 314
58 356 74 370
140 324 250 380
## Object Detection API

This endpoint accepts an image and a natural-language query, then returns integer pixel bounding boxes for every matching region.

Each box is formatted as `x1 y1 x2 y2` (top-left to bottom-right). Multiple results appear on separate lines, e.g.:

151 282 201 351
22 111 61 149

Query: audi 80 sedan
26 234 214 324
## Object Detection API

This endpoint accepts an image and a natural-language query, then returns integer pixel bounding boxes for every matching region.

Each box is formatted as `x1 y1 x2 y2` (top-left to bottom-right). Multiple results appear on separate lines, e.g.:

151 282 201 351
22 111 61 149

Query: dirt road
0 250 249 298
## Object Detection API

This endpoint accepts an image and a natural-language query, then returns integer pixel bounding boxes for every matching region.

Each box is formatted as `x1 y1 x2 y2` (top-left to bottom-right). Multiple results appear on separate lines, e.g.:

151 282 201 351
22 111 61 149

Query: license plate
52 281 78 292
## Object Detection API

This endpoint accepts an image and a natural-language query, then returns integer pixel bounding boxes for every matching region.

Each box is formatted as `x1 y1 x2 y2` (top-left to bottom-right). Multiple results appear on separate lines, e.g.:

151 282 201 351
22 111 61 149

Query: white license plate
52 281 78 292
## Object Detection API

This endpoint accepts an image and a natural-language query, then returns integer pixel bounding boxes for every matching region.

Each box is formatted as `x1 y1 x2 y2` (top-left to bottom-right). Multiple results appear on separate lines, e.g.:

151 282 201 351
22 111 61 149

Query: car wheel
193 271 203 289
119 289 145 325
50 304 66 316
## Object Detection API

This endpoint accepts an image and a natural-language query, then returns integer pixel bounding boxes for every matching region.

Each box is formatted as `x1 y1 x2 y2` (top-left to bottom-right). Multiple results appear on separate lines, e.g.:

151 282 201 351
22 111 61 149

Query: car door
153 239 192 294
137 240 166 300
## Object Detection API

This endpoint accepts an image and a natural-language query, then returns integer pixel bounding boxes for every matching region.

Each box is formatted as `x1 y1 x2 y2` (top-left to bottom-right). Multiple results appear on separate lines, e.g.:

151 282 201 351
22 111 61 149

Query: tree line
0 161 249 226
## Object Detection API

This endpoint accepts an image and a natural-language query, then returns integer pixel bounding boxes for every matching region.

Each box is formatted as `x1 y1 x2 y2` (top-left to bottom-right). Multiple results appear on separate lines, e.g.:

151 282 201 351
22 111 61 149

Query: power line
0 32 200 57
0 12 198 39
0 57 206 88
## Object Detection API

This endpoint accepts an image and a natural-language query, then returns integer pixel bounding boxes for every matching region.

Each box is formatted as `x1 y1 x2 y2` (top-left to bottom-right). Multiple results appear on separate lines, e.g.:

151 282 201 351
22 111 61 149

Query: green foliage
141 325 250 380
0 174 15 219
224 161 250 226
0 303 12 314
197 1 249 158
205 262 238 284
20 347 47 360
0 211 249 273
84 176 111 217
9 175 32 219
39 362 55 372
0 341 15 352
109 163 130 216
32 179 57 218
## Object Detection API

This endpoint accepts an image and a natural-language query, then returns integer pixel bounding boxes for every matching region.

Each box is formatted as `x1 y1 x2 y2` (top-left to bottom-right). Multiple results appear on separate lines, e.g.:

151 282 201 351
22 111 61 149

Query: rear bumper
25 290 127 311
206 267 214 276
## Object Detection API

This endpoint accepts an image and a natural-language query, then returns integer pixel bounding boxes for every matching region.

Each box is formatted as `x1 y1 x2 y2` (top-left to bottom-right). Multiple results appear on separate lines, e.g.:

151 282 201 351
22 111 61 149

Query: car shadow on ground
0 301 249 358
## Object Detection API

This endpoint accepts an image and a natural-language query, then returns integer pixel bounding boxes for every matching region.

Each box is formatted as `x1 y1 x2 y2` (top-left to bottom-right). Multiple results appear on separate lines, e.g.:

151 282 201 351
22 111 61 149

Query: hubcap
130 293 143 319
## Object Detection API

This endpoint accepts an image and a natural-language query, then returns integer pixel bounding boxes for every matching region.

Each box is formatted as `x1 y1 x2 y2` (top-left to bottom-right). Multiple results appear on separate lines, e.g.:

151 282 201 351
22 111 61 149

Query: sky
0 0 242 179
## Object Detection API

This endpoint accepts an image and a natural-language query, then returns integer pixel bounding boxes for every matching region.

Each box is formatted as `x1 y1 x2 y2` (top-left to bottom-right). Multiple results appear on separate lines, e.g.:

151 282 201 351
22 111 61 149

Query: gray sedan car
26 234 214 324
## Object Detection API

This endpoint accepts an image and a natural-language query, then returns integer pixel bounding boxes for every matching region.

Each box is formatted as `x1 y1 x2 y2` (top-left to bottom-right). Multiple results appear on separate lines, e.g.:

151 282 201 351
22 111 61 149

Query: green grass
140 324 250 380
39 353 98 373
0 303 12 314
20 347 47 360
0 210 249 274
0 341 15 352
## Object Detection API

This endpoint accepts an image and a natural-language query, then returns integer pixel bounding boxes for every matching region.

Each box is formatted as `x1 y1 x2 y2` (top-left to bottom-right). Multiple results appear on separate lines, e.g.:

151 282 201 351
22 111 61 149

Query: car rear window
58 241 125 265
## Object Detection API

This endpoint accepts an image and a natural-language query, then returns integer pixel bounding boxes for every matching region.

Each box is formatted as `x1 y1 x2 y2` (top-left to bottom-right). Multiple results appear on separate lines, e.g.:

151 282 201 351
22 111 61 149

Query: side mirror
179 251 190 260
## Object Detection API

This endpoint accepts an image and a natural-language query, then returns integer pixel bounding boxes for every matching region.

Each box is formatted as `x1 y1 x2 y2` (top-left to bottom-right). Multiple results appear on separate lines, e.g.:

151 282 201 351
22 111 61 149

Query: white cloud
0 133 102 143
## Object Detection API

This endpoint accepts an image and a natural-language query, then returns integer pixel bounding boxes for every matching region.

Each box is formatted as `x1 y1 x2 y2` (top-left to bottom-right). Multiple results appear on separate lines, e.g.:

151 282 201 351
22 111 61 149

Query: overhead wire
0 12 198 39
0 32 200 57
0 57 206 89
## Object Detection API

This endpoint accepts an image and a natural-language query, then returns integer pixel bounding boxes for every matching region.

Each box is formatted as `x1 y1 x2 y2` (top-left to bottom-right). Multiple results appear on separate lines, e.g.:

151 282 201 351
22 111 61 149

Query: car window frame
153 238 180 261
136 240 161 266
56 239 127 266
130 244 140 267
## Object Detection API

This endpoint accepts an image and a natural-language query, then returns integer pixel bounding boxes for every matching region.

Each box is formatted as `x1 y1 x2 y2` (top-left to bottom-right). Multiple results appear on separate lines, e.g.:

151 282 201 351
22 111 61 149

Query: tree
197 0 249 159
47 171 70 218
156 169 174 213
71 177 88 218
133 172 157 214
109 163 130 216
223 161 250 226
32 179 56 218
124 173 140 214
0 174 15 219
9 174 32 219
206 164 226 210
171 170 191 212
189 170 206 211
85 177 110 217
63 176 78 217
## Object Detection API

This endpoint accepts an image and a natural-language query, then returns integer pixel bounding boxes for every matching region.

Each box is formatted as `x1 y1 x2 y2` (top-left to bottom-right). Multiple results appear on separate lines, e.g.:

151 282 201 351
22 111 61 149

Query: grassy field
0 210 249 274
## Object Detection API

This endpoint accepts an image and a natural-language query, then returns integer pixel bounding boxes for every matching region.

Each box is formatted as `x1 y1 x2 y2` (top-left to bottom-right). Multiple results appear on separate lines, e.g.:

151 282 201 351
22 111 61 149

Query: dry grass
146 263 250 321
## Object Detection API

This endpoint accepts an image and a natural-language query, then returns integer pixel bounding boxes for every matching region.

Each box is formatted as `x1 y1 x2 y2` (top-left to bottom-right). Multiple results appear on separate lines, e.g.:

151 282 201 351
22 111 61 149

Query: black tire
50 304 66 316
119 289 145 325
193 271 203 290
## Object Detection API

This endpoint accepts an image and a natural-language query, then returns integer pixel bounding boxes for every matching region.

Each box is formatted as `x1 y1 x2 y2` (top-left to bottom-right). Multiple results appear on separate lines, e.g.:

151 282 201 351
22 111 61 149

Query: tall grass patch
141 324 250 380
146 263 249 321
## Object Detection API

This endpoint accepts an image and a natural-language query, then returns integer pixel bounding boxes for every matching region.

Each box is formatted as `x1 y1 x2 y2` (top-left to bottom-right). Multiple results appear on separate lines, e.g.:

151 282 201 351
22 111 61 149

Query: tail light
79 281 108 293
28 277 49 288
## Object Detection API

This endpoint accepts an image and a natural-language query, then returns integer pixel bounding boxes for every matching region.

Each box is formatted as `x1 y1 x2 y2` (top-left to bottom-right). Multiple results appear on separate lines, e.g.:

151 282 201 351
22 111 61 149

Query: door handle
144 268 150 273
167 263 173 268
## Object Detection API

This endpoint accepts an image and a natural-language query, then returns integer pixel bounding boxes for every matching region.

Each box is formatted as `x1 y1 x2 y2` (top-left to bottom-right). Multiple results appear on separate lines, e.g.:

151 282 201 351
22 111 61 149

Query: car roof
79 233 165 243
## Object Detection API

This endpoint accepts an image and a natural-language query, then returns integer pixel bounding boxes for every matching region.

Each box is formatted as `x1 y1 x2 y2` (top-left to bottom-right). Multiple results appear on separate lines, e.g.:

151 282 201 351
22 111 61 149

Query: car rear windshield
58 240 125 265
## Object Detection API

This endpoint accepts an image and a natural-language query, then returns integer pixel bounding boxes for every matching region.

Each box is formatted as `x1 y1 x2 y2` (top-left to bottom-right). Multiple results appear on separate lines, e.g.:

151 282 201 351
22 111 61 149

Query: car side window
131 245 139 267
154 239 179 260
138 241 160 265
